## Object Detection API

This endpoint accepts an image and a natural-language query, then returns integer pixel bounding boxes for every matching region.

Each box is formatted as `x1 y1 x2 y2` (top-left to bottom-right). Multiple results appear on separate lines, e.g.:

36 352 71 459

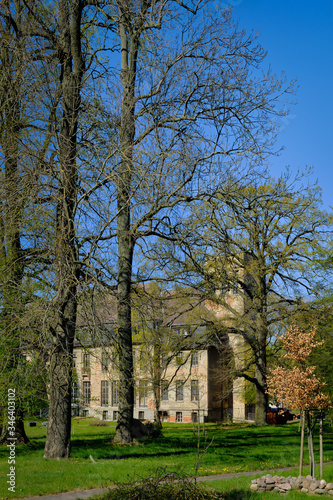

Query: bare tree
0 0 51 444
41 0 88 458
90 1 294 442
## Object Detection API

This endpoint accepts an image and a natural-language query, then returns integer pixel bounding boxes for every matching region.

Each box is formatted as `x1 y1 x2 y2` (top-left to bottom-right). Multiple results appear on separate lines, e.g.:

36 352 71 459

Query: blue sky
229 0 333 210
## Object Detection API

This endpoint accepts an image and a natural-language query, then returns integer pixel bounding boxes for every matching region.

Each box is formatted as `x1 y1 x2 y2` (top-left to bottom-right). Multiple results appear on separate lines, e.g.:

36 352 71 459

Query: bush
97 469 223 499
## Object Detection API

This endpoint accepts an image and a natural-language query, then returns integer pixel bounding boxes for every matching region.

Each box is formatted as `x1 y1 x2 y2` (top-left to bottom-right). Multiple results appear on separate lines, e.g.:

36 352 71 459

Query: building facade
72 287 249 423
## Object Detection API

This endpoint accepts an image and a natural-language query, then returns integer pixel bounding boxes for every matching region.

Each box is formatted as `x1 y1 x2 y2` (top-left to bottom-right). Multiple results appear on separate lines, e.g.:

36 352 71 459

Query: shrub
97 469 223 499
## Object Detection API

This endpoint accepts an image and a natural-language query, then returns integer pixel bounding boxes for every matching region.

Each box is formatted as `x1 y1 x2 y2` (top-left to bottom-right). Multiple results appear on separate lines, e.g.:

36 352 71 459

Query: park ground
1 418 333 499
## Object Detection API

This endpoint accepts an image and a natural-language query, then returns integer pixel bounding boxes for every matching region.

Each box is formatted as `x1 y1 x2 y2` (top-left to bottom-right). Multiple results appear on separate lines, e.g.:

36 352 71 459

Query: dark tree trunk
254 363 267 426
44 0 83 459
44 333 75 458
113 9 138 444
254 322 268 425
245 259 268 426
254 308 268 425
0 410 29 445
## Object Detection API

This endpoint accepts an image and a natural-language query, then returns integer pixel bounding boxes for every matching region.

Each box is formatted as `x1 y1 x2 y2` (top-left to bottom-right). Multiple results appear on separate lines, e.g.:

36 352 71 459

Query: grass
1 418 333 498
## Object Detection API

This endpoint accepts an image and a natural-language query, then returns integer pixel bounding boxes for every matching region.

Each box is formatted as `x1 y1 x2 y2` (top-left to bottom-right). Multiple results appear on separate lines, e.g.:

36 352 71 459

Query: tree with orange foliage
267 326 330 478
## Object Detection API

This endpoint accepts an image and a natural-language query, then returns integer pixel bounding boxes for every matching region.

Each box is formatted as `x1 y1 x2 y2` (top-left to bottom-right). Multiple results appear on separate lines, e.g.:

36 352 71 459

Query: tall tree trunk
44 0 83 459
113 8 141 443
254 329 267 426
153 337 162 429
246 261 268 426
0 1 27 444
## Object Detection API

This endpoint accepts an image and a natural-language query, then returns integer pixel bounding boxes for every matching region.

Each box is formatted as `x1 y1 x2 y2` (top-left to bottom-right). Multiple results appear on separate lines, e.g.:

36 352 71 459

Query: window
72 407 79 417
159 411 168 422
83 381 91 405
191 380 199 402
176 380 184 401
172 327 188 336
112 381 119 406
139 349 146 369
139 380 148 407
138 411 145 420
176 352 183 366
192 412 198 423
101 380 109 406
101 351 108 372
102 410 108 421
161 381 168 401
191 352 199 367
72 382 79 404
113 410 118 421
83 409 89 417
176 412 182 422
83 353 90 375
72 354 77 369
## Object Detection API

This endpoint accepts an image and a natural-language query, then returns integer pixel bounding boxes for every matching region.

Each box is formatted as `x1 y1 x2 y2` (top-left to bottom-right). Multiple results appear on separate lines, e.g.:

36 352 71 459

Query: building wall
73 331 248 423
73 345 223 423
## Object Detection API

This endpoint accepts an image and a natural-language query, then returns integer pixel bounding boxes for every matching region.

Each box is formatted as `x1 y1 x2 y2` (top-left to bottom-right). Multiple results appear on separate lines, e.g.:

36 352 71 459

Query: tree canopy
159 172 332 424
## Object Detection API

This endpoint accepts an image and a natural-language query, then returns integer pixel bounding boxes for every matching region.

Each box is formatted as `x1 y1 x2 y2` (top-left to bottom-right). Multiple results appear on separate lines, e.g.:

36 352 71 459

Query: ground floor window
192 412 198 423
176 411 182 423
113 410 118 421
102 410 108 421
72 407 80 417
245 404 255 421
138 411 145 420
159 411 168 422
82 409 89 417
72 381 79 404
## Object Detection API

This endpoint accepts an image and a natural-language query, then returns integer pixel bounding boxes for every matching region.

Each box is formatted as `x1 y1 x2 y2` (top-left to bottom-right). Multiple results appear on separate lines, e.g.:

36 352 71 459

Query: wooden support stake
320 411 323 480
300 410 305 477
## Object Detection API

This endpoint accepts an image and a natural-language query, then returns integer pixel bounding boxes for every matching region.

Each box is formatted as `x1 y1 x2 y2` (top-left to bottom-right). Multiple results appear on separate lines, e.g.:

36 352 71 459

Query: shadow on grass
221 490 253 499
0 439 45 459
99 449 194 460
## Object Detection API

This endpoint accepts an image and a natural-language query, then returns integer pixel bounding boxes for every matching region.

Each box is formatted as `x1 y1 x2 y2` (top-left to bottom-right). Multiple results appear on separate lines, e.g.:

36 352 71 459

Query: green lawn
1 418 333 498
